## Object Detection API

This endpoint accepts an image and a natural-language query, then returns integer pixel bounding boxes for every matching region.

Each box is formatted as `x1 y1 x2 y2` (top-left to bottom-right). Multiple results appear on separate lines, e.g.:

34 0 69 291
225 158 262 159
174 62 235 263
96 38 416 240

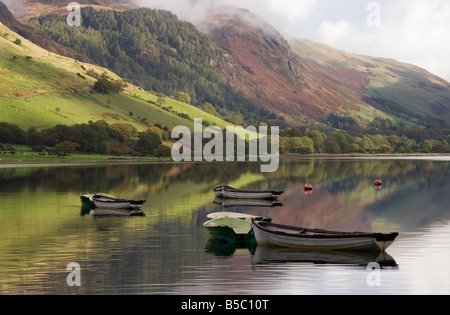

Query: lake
0 157 449 295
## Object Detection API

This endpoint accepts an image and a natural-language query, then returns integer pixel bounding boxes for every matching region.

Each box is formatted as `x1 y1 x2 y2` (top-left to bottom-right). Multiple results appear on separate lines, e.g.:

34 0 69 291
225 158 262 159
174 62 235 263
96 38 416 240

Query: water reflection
0 158 448 294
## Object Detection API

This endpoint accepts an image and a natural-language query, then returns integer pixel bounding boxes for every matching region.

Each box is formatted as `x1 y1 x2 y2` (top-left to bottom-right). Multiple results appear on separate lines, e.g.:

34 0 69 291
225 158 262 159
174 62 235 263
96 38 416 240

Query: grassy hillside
0 21 230 132
27 7 275 125
291 39 450 126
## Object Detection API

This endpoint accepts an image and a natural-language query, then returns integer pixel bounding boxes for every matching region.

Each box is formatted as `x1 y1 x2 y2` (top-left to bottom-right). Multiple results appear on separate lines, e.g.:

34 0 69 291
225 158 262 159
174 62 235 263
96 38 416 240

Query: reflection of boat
213 185 283 200
92 194 146 210
80 204 93 216
205 237 256 256
253 246 398 268
213 197 283 208
204 214 270 243
92 208 145 217
252 220 399 252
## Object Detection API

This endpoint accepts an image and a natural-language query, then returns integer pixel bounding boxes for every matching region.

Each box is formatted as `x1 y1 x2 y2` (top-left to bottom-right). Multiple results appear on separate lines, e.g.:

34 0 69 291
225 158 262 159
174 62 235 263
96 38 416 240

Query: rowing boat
252 220 398 252
213 185 283 200
204 213 271 243
92 194 146 210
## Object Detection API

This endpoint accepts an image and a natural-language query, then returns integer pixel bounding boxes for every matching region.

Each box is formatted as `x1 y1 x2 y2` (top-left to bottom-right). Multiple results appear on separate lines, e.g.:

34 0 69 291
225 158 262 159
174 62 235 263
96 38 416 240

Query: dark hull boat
213 185 283 200
252 220 398 252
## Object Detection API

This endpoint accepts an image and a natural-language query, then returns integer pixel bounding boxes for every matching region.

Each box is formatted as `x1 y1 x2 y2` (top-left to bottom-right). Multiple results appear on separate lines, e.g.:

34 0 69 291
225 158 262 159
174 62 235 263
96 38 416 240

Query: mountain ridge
2 1 450 132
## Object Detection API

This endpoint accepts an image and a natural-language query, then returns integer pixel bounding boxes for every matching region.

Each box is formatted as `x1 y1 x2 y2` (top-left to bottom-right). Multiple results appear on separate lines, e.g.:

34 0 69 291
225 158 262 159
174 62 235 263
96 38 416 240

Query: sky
134 0 450 82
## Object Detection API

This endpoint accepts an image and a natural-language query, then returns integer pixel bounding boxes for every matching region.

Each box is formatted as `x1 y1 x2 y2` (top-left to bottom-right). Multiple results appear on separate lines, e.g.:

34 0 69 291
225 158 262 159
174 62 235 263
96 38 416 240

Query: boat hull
213 186 283 200
93 200 144 209
252 221 398 252
92 195 145 210
204 217 256 242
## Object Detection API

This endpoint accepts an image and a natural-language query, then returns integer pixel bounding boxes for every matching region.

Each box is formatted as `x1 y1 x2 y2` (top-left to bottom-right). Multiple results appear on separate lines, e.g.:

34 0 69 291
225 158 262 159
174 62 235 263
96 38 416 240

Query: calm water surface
0 157 449 295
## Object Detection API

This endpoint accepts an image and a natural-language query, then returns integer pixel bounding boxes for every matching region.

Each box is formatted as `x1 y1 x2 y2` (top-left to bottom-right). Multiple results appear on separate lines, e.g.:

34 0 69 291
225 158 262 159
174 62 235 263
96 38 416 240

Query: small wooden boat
204 213 271 243
213 185 283 200
92 194 146 210
252 220 398 252
80 193 117 208
207 212 271 221
213 185 234 197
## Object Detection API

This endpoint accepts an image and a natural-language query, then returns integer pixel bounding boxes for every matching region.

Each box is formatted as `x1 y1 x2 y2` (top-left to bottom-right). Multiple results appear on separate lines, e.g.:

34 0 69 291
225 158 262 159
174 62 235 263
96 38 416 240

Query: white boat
92 194 146 210
213 185 283 200
80 193 116 208
204 214 271 242
252 220 398 252
207 212 270 221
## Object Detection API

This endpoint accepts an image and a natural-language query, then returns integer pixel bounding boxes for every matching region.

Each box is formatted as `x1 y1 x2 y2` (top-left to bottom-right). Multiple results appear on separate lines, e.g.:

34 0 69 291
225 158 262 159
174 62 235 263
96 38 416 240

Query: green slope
291 38 450 125
0 21 229 131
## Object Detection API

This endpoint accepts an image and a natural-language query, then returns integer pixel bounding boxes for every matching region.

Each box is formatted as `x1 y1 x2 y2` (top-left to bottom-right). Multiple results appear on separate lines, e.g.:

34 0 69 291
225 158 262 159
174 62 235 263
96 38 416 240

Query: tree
202 102 217 115
176 91 191 104
324 135 340 154
419 140 433 153
153 144 172 157
135 131 162 155
54 141 79 156
93 78 123 94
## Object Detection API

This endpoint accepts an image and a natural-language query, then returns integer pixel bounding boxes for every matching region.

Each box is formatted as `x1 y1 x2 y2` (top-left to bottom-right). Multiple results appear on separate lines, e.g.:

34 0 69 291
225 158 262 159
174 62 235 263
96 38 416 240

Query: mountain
291 39 450 126
0 0 88 62
4 1 450 132
199 7 382 128
2 0 136 22
27 6 275 125
0 2 229 132
200 7 450 129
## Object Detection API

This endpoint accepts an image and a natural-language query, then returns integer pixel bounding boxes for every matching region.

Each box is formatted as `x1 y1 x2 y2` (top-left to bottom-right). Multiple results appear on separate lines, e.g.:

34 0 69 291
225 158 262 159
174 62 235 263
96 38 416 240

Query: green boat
203 215 271 243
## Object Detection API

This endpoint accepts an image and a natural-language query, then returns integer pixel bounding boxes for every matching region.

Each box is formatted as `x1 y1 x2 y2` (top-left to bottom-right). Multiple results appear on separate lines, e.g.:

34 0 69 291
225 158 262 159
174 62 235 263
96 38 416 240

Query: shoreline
0 153 448 168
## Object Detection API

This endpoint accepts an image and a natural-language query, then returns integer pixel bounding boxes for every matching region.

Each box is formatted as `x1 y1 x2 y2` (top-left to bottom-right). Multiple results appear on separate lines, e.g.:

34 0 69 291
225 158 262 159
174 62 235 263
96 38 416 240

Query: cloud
313 0 450 81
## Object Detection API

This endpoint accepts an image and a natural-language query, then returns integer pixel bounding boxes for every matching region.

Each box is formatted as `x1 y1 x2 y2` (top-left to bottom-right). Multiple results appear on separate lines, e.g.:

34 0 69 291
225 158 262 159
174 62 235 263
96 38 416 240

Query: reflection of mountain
261 159 450 233
0 159 448 293
1 160 448 234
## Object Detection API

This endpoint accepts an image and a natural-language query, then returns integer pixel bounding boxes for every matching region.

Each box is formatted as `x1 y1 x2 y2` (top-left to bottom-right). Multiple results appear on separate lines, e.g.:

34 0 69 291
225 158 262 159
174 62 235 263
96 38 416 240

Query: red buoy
374 180 382 189
304 184 312 191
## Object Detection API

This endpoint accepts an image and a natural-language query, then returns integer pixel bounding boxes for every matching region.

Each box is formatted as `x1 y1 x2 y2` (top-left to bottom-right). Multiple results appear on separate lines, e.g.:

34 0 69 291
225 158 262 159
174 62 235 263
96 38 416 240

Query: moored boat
204 213 271 243
252 220 398 252
207 212 271 221
204 217 254 242
213 185 283 200
92 194 146 210
80 193 117 208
